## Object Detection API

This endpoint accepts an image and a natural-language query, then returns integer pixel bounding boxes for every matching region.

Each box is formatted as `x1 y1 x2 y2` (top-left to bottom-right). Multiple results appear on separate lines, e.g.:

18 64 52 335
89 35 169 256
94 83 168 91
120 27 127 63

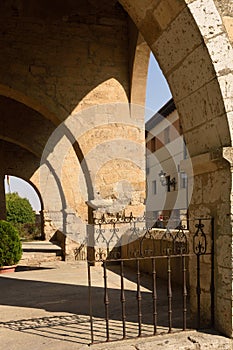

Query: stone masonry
0 0 232 339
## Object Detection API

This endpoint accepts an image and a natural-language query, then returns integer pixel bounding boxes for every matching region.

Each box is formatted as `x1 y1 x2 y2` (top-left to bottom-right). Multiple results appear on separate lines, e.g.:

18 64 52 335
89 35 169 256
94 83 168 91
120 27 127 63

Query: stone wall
0 0 233 337
37 105 146 260
0 1 130 119
119 0 233 337
0 1 146 260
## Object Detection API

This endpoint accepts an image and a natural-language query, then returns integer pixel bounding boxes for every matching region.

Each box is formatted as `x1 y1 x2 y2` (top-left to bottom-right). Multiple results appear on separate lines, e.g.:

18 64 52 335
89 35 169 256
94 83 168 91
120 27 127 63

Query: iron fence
87 217 214 344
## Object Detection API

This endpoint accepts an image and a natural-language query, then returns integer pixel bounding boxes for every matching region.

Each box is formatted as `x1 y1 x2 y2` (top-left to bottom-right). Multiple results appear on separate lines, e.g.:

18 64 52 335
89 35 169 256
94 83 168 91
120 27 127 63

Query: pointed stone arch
119 0 233 337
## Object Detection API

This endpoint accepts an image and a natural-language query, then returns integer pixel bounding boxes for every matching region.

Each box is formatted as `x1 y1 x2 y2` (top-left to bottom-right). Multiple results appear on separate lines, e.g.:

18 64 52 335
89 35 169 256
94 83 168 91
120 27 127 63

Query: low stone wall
121 228 190 287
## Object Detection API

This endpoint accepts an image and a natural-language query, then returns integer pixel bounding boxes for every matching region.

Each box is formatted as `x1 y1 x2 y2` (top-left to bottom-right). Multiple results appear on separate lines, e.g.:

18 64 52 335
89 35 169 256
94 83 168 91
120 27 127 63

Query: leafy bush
0 220 22 266
6 192 35 225
18 222 42 241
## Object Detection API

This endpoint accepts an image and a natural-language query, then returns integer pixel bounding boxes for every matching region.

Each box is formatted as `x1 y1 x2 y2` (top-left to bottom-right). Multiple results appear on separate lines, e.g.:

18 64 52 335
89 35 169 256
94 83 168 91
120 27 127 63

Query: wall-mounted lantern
159 170 176 191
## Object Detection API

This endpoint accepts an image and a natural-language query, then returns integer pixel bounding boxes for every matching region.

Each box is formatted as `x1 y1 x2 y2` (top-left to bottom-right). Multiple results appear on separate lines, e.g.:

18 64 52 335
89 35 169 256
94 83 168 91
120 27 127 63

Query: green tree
6 192 35 225
0 220 22 266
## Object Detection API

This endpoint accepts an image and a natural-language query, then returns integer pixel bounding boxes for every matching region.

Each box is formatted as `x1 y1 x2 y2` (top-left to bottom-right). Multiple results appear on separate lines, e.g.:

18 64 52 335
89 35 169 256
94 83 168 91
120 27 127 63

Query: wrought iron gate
87 216 214 344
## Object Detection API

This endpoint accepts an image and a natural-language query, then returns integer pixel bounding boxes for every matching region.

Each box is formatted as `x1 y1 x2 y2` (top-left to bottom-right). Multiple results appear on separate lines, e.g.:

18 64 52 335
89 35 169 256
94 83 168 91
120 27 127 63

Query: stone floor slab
0 261 232 350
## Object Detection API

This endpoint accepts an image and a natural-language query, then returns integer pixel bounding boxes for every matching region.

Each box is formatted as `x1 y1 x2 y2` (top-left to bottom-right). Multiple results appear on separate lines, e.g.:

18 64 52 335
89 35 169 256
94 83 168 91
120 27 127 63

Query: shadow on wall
49 230 66 260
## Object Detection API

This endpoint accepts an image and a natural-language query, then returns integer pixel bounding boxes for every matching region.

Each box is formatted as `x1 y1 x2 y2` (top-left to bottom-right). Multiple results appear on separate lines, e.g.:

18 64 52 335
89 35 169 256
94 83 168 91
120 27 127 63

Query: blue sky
145 53 172 121
5 53 172 212
5 176 41 213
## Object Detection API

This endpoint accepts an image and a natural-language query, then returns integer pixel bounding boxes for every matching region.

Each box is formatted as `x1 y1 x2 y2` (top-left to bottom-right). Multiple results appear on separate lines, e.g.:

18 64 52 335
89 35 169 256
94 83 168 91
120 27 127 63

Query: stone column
183 148 233 337
0 174 6 220
221 147 233 337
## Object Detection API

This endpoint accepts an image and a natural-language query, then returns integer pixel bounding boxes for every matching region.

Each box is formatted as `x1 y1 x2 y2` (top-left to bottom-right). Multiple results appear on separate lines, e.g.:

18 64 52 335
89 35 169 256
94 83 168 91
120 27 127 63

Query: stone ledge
22 241 62 252
180 148 228 176
80 330 232 350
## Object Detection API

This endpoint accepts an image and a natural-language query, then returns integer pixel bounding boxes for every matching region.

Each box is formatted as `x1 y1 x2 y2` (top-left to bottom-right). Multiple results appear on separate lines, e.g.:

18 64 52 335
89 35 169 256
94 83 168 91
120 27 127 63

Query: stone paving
0 261 232 349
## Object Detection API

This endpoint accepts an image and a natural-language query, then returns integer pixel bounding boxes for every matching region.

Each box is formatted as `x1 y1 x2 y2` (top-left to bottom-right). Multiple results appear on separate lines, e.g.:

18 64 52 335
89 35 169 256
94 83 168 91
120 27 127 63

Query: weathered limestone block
43 211 58 241
153 0 186 30
177 79 226 134
206 33 233 75
213 0 233 17
219 73 233 115
188 0 224 40
152 7 202 75
168 44 216 101
223 16 233 43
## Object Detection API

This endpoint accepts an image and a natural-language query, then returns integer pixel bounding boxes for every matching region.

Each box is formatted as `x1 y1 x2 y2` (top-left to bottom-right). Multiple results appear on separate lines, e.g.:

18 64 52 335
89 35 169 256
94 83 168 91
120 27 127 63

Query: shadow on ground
16 266 54 272
0 262 190 345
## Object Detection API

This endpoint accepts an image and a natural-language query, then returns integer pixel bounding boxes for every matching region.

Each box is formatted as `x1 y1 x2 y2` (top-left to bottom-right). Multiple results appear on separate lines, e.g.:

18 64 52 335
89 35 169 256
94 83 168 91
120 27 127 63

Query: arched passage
4 175 44 240
0 0 232 337
0 95 98 248
120 0 232 151
5 176 43 212
0 84 60 125
119 0 233 337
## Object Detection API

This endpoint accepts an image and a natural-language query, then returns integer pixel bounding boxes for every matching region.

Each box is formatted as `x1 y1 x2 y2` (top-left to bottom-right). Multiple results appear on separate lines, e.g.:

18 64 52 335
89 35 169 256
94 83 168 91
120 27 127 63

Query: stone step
22 241 62 252
20 241 63 265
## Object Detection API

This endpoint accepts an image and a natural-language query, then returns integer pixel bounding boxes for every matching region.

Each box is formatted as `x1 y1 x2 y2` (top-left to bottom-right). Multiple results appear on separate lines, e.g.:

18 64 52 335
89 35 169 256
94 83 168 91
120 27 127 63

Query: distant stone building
146 99 189 228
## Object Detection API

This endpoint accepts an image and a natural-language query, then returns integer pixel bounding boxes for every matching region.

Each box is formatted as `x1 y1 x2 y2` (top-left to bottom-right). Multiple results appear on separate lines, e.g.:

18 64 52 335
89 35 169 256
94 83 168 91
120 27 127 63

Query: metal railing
87 217 214 344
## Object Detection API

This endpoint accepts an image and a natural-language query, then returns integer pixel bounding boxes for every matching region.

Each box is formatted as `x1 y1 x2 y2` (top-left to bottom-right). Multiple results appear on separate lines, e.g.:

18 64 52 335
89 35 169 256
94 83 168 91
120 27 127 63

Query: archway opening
4 175 44 241
145 52 190 229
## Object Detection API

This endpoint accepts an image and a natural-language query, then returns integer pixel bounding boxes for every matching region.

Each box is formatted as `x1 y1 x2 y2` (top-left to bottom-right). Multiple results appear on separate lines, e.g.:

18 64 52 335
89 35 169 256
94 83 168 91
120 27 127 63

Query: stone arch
0 95 95 240
2 140 40 180
1 140 43 218
0 1 131 121
0 95 57 158
26 179 44 212
5 173 44 215
0 94 64 227
120 0 232 153
0 139 44 231
119 0 233 337
0 0 232 336
5 172 45 240
0 84 60 126
128 25 151 106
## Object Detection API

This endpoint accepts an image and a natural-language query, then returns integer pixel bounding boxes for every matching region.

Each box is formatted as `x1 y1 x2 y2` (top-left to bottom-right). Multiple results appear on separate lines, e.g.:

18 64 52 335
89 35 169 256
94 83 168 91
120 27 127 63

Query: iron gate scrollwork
87 216 214 344
94 211 145 260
